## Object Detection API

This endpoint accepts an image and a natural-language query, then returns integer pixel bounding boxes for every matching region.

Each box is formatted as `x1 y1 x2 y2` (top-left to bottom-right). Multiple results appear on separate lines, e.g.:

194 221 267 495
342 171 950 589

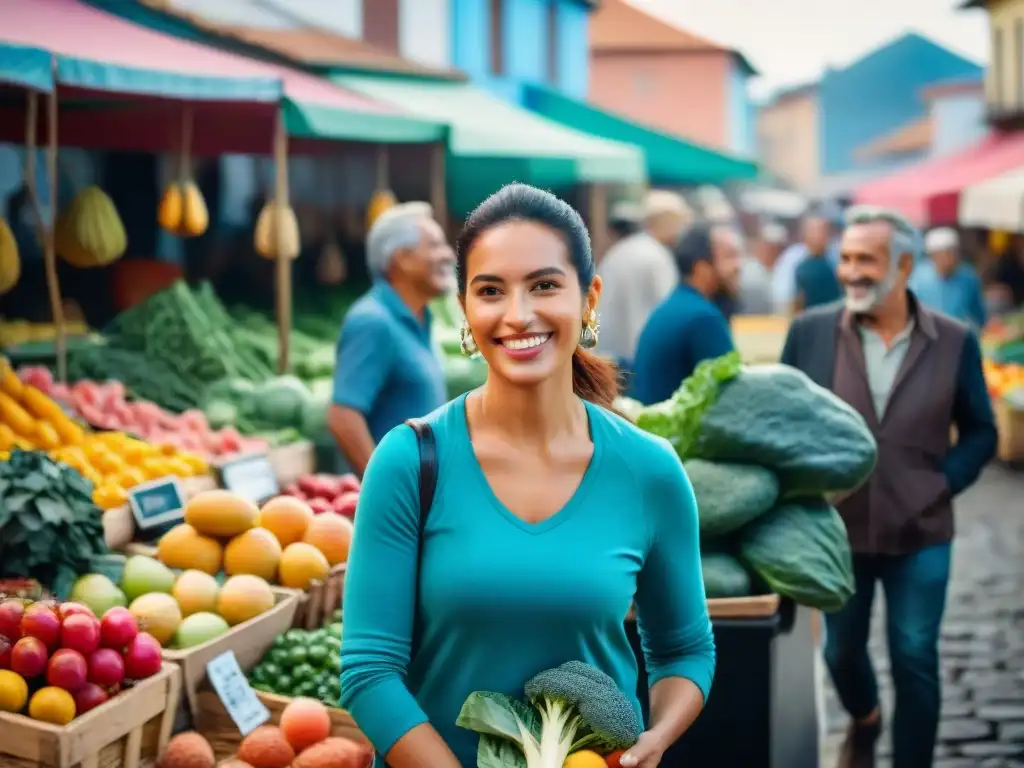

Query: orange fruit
93 483 129 511
280 697 331 752
223 528 282 581
112 467 146 489
302 514 354 566
278 543 330 590
258 497 314 547
0 670 29 713
28 686 76 725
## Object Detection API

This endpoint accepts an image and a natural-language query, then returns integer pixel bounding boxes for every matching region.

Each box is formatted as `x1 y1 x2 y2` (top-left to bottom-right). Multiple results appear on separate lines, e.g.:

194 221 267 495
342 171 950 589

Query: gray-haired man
328 202 454 475
780 206 997 768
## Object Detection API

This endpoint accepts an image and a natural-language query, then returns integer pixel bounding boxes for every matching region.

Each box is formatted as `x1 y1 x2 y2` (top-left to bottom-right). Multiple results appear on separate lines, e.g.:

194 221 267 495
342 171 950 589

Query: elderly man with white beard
779 206 997 768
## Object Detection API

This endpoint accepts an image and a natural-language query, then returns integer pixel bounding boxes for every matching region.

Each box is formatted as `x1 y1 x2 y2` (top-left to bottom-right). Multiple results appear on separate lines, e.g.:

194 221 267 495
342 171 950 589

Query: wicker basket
0 663 181 768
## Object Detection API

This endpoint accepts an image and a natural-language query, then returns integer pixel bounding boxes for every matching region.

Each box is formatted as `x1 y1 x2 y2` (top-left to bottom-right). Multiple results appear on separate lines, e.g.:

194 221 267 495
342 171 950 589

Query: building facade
755 83 819 190
587 0 757 156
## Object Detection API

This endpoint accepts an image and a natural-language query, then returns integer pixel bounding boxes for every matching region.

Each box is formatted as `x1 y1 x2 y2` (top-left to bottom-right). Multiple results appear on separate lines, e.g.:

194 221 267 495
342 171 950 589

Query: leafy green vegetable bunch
0 449 109 598
457 660 642 768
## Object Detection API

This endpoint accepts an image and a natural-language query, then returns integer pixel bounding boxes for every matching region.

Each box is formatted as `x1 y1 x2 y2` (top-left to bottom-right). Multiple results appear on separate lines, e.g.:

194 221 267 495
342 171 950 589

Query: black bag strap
404 418 437 651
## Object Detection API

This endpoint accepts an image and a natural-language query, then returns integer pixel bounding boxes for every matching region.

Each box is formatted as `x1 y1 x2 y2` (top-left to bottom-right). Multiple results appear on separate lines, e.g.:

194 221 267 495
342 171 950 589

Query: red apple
74 682 109 714
297 475 320 497
62 613 101 655
123 633 161 680
308 497 332 515
339 473 361 494
22 604 61 650
47 648 88 691
59 602 96 620
10 635 48 678
0 634 12 669
0 600 25 641
87 648 125 689
318 475 343 499
100 608 139 649
333 491 359 517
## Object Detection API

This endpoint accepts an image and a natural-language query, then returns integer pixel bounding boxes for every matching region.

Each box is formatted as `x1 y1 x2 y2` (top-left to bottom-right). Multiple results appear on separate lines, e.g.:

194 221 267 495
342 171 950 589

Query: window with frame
363 0 400 52
490 0 505 75
546 1 559 85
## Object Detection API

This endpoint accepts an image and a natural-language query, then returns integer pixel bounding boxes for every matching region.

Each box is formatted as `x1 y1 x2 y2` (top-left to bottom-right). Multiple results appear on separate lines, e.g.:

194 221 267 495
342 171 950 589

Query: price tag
128 476 186 531
206 651 270 736
90 554 126 584
219 454 279 505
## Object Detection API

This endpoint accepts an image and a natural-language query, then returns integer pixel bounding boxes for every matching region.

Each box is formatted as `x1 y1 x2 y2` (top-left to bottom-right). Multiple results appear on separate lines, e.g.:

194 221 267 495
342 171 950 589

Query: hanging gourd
366 188 397 232
54 186 127 268
316 237 347 285
157 107 209 238
0 217 20 294
254 201 301 260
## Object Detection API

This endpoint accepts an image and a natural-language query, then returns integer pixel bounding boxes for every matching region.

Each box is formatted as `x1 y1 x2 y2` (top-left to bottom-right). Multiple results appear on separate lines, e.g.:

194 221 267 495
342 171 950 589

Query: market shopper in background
910 227 987 329
596 189 692 371
772 210 838 313
792 232 842 312
340 184 715 768
735 220 787 314
629 224 740 405
988 236 1024 311
780 206 998 768
327 202 453 476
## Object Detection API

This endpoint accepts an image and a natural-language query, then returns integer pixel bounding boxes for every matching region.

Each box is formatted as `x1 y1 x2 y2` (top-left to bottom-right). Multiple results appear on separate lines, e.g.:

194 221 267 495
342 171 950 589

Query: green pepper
296 679 318 697
292 663 316 683
288 646 309 666
275 674 294 694
268 647 290 667
260 662 282 680
307 644 329 667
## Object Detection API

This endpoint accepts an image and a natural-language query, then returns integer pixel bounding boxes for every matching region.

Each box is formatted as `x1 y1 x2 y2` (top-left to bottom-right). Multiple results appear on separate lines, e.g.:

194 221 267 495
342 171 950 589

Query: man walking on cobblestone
780 206 998 768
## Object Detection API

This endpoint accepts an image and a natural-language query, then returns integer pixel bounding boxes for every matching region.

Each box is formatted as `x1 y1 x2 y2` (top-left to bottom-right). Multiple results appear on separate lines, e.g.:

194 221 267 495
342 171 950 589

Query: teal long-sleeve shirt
339 394 715 766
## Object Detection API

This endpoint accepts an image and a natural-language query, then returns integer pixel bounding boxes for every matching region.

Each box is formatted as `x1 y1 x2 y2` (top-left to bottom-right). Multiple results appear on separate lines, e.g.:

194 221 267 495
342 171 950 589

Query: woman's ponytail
571 347 620 410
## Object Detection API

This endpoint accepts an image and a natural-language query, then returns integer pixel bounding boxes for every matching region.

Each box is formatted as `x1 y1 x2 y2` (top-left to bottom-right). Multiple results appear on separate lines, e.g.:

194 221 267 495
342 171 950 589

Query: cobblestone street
821 465 1024 767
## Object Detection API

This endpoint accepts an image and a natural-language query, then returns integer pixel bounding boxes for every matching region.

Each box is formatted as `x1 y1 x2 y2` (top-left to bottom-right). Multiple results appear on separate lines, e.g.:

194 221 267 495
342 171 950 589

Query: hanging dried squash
0 216 20 294
315 237 347 285
157 107 208 238
366 189 397 231
54 186 127 268
254 201 301 261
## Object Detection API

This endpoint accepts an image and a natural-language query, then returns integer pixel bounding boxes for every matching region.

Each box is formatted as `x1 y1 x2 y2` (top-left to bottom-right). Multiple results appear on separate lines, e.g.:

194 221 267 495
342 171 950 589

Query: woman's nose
503 290 532 329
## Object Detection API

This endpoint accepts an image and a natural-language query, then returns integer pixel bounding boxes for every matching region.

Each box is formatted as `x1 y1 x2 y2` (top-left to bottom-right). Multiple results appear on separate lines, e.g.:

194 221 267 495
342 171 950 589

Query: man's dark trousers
824 543 951 767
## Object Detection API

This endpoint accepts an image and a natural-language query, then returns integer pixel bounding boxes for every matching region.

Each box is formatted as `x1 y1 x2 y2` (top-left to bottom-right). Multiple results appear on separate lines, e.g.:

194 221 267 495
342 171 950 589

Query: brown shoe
837 719 881 768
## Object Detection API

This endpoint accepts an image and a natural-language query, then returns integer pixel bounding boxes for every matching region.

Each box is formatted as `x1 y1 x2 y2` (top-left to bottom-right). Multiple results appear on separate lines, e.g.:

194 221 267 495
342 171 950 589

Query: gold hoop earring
579 310 599 349
460 321 479 357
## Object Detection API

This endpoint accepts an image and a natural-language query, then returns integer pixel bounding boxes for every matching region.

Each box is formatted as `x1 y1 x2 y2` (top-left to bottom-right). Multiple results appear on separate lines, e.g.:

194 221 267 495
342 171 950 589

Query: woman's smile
496 331 553 360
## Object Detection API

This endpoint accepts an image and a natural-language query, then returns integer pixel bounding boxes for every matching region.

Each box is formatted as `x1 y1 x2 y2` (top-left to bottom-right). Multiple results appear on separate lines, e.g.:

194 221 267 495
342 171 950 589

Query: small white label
219 454 279 505
206 651 270 736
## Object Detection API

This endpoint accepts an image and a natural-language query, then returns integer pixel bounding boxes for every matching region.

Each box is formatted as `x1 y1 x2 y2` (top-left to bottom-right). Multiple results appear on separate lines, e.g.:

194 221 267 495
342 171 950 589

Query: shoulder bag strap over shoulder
404 418 437 649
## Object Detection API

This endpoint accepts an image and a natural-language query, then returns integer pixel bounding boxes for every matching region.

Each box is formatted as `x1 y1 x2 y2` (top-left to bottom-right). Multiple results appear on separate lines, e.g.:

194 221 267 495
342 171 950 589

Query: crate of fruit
996 396 1024 463
0 598 181 768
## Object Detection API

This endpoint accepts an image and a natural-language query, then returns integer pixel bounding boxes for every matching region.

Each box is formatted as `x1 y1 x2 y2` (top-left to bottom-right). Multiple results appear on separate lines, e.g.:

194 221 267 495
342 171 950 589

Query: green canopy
334 74 646 214
0 43 54 92
523 84 758 185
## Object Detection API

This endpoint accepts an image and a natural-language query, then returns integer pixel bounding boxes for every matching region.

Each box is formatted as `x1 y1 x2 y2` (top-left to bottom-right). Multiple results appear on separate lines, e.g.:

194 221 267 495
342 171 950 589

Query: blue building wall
820 33 982 175
727 61 755 156
450 0 592 104
930 91 986 156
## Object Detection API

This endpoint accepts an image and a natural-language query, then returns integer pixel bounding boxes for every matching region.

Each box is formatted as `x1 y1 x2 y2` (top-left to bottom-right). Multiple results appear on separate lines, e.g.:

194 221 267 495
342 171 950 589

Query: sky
631 0 990 99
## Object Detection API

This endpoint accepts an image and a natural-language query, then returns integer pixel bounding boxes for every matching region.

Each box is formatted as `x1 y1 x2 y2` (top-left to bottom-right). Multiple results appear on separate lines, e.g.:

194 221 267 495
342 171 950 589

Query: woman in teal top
340 184 715 768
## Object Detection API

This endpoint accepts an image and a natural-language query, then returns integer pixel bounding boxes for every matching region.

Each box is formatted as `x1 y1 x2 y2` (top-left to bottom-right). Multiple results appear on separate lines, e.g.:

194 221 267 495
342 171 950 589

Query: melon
223 528 282 581
258 497 314 547
277 543 330 591
303 515 353 567
173 612 229 649
172 570 220 617
217 575 274 626
128 593 182 646
184 490 258 538
158 524 223 575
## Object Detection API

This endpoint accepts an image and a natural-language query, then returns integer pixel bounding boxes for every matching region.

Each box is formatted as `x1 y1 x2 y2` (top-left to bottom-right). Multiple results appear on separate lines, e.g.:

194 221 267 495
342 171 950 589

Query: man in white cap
910 227 986 329
596 189 693 371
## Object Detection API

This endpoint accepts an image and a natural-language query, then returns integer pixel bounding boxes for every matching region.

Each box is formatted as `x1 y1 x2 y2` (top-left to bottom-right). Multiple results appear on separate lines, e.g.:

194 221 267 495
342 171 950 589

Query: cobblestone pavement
821 465 1024 767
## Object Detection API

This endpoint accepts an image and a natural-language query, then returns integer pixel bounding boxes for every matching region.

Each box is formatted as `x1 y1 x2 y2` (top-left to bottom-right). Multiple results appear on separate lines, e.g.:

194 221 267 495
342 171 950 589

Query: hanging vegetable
315 237 347 286
366 188 397 231
254 201 301 260
54 186 127 268
157 107 209 238
0 216 20 294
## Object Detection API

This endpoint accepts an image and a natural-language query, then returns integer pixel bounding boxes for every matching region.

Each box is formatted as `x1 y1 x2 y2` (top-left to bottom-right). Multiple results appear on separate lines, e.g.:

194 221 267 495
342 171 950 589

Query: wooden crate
163 592 301 718
102 474 219 551
626 593 780 621
271 564 346 629
194 689 368 761
0 663 180 768
996 398 1024 462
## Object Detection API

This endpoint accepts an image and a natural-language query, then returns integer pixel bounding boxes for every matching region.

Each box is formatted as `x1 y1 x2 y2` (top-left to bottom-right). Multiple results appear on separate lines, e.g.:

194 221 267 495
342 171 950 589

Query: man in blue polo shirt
630 223 741 405
328 202 454 475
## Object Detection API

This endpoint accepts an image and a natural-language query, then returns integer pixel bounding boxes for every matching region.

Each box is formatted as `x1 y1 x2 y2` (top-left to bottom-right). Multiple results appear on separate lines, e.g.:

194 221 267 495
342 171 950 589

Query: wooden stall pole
588 183 609 261
273 107 292 375
24 86 67 382
429 141 448 235
375 144 389 190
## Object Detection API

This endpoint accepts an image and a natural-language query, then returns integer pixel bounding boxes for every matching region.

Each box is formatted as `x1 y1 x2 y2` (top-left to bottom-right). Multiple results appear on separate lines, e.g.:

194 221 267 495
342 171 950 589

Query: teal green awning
523 84 758 185
282 100 444 144
0 43 54 92
334 74 646 213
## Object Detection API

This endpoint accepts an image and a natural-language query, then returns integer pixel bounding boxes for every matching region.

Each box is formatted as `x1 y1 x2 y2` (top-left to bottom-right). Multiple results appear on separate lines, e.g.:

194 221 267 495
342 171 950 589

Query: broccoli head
523 661 642 765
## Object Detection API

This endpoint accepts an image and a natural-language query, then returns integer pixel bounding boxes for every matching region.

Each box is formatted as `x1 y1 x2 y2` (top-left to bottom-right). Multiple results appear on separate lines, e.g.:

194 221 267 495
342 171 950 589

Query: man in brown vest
780 206 998 768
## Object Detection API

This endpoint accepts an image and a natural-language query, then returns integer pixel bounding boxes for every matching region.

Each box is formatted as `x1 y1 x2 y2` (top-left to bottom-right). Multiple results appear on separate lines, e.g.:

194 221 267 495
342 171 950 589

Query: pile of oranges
982 359 1024 401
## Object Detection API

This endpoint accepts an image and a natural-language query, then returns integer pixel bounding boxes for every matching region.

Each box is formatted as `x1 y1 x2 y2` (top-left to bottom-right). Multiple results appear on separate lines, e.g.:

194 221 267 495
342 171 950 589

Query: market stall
982 313 1024 464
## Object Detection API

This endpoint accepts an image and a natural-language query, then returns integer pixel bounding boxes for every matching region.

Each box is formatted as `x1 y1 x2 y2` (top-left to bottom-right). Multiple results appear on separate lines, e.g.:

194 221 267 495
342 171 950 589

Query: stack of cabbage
625 352 878 612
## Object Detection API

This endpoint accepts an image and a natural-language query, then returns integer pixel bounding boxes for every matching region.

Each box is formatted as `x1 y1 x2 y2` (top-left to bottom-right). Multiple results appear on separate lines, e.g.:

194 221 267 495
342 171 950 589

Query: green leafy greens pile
0 450 109 597
457 660 642 768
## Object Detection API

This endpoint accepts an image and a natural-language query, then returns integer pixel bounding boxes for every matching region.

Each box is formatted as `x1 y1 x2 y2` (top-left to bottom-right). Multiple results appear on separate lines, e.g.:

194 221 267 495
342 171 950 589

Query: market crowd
328 186 1006 768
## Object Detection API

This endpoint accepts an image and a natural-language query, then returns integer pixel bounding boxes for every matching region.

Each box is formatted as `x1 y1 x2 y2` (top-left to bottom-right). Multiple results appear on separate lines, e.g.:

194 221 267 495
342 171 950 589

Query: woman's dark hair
455 183 619 410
